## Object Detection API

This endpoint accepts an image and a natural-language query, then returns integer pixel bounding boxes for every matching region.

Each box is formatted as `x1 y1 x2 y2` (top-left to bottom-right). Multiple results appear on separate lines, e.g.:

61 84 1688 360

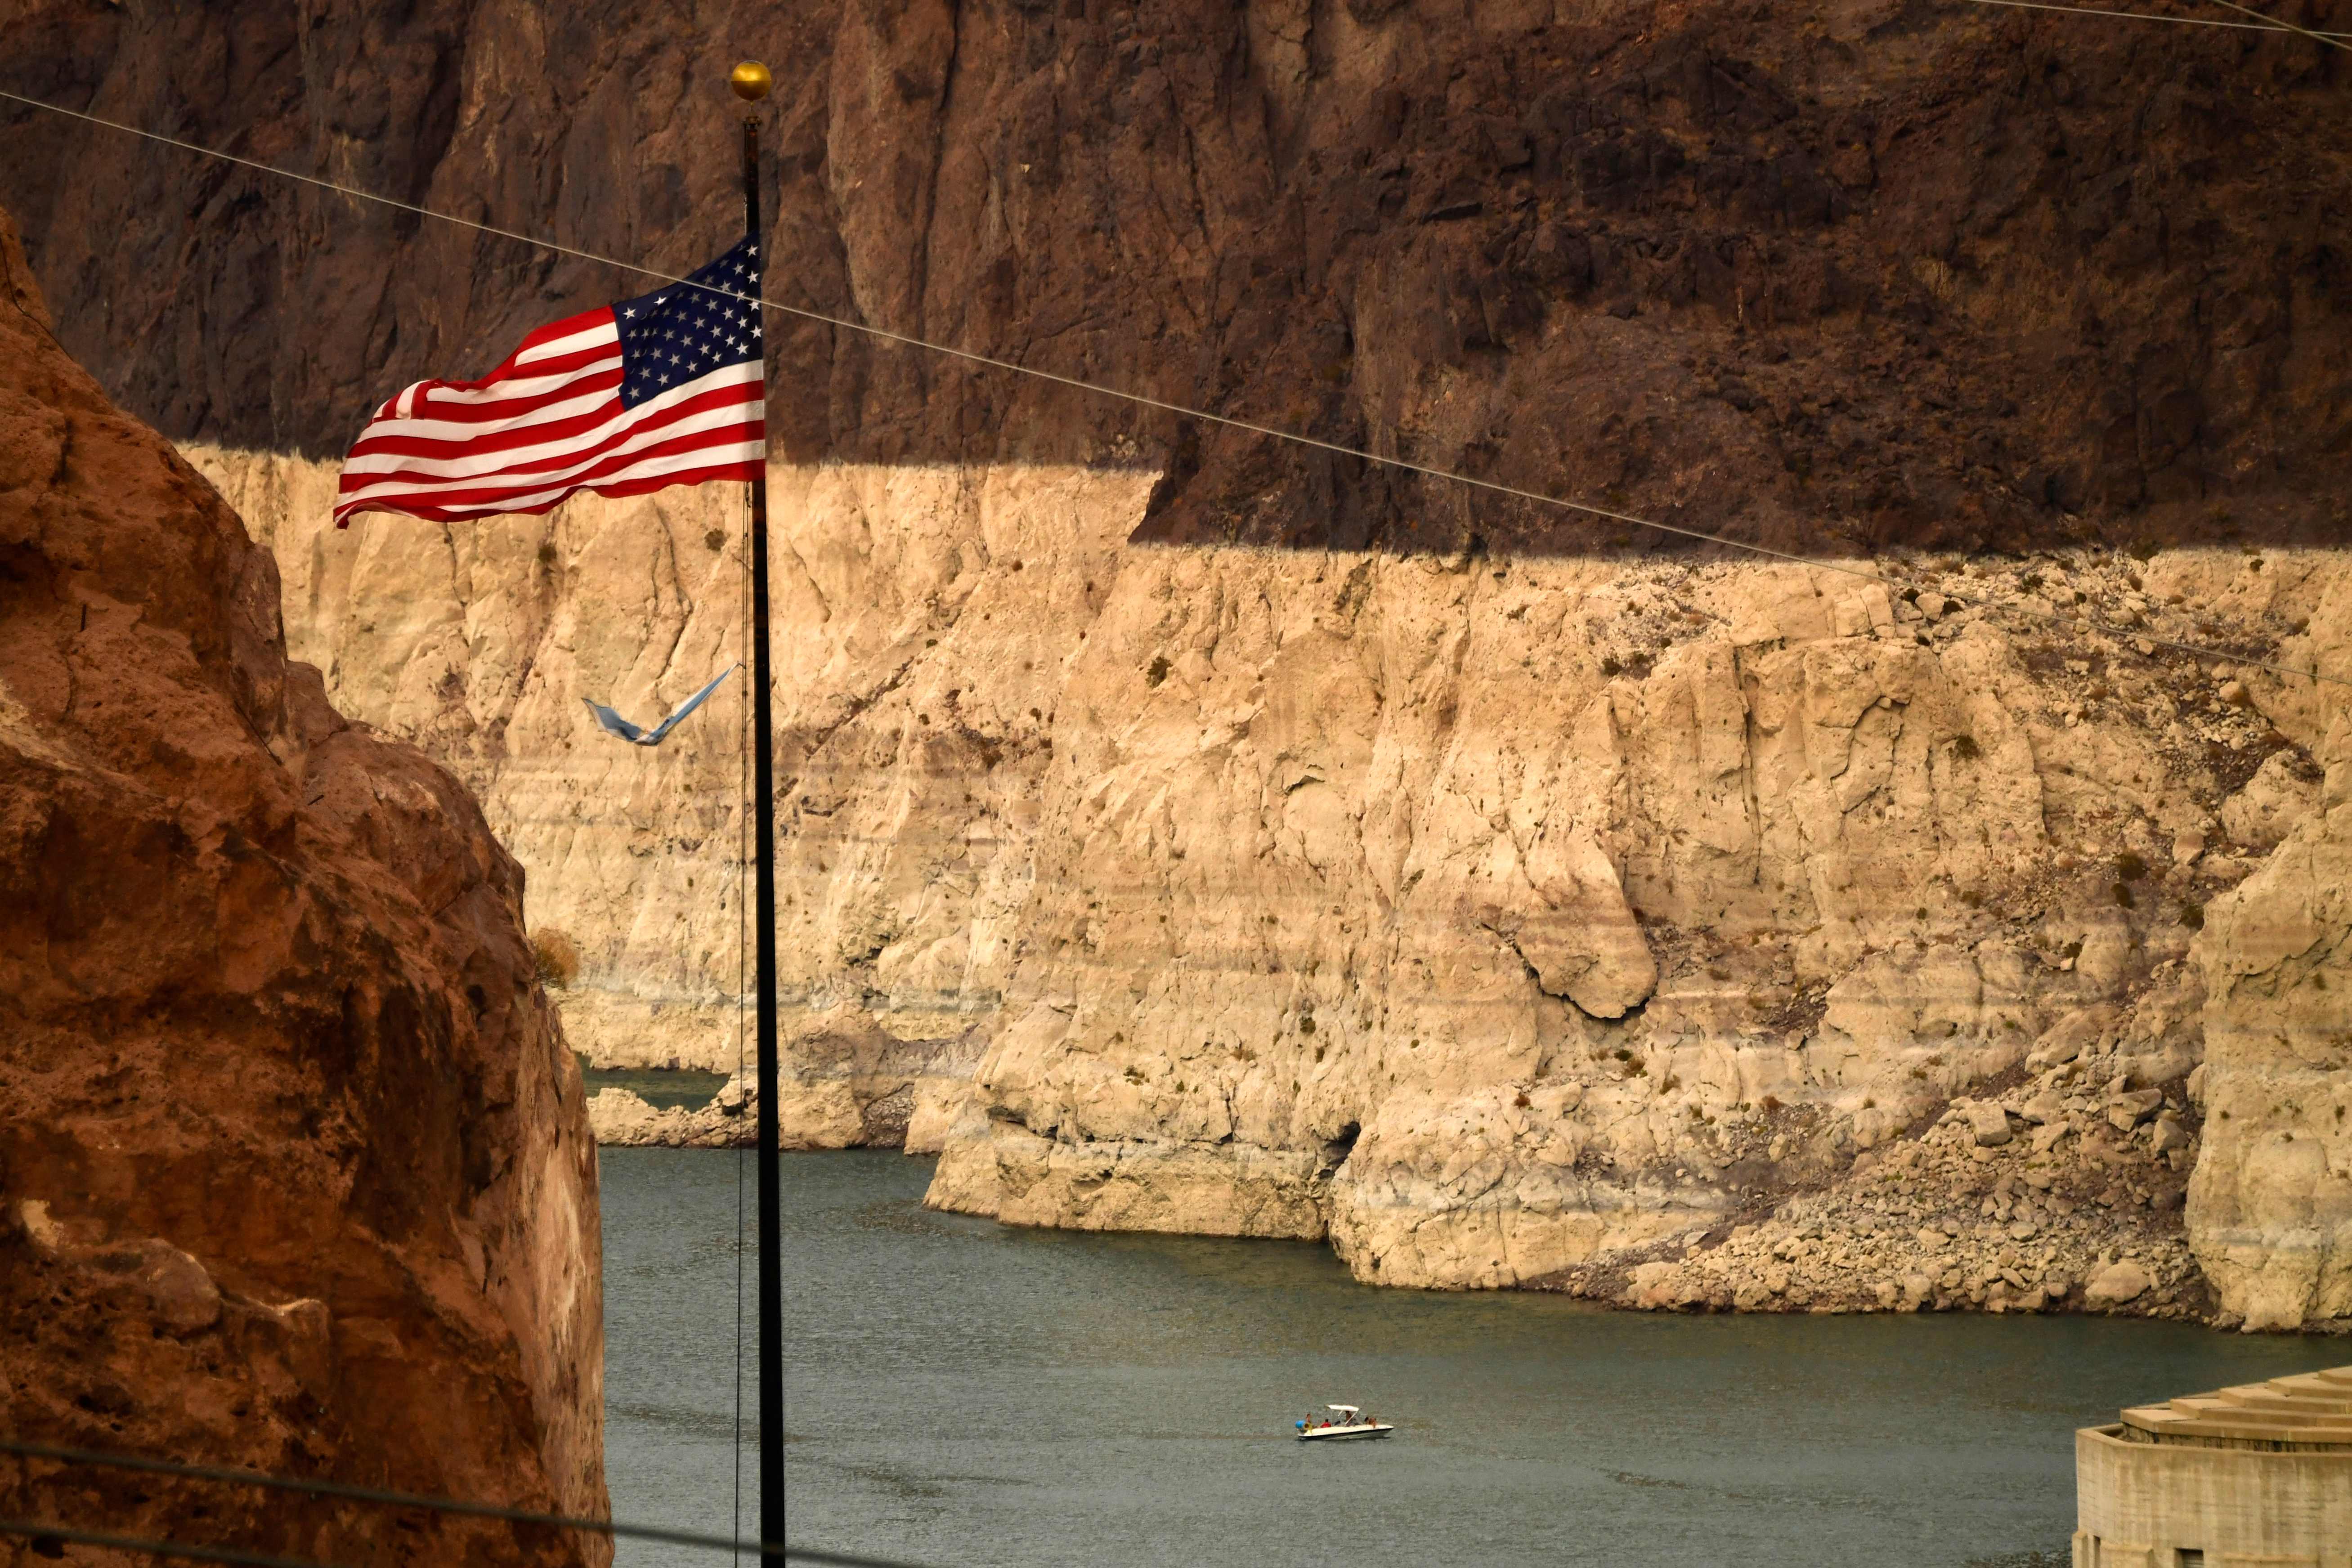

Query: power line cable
2200 0 2352 45
1954 0 2352 36
0 1438 921 1567
0 1514 928 1568
0 86 2340 693
0 1517 344 1568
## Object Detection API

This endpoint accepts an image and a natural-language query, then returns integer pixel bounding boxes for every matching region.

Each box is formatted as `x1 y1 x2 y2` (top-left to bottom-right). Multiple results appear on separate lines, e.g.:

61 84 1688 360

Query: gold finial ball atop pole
730 61 773 101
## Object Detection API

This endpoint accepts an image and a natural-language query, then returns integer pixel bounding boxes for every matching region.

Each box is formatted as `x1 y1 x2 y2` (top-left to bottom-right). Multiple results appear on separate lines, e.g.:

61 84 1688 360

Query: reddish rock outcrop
0 206 606 1565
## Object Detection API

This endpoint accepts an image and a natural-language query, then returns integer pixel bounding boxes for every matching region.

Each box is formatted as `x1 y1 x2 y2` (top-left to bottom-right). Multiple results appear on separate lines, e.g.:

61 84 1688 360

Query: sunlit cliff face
189 439 2352 1322
8 0 2344 1321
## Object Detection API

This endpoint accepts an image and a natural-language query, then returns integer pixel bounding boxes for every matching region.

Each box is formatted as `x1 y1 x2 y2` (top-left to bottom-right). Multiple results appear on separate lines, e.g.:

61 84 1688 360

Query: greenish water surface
582 1063 729 1112
600 1148 2341 1568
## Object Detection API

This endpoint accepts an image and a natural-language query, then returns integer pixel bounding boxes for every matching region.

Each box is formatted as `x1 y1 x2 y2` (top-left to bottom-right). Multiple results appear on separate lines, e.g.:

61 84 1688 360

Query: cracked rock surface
16 1 2352 1322
0 207 608 1564
201 443 2352 1319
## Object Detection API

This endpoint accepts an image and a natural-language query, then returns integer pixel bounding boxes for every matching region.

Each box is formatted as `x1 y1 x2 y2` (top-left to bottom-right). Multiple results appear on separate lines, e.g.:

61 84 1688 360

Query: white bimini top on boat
1295 1402 1395 1441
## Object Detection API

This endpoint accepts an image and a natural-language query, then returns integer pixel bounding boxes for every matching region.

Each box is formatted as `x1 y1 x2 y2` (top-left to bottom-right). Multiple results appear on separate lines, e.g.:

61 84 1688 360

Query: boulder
2084 1262 2153 1307
2032 1006 2116 1066
2017 1093 2062 1126
1967 1102 2015 1147
2219 751 2321 852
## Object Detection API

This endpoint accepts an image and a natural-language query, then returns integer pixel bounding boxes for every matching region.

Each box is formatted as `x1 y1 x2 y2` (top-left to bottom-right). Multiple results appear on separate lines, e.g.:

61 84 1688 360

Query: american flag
333 238 765 528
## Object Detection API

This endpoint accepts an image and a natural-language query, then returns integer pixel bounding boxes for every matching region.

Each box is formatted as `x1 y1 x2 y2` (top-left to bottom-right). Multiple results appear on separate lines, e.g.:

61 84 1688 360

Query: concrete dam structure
2076 1366 2352 1568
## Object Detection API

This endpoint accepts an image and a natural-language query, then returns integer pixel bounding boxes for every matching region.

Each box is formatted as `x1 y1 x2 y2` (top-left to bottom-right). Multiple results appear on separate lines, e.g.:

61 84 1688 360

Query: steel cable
1953 0 2351 35
2199 0 2352 45
0 87 2340 693
0 1439 928 1566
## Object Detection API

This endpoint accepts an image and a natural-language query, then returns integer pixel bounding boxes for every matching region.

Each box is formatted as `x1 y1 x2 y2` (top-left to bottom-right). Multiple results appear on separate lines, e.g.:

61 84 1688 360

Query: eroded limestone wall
924 534 2349 1302
191 445 2352 1318
2182 565 2352 1331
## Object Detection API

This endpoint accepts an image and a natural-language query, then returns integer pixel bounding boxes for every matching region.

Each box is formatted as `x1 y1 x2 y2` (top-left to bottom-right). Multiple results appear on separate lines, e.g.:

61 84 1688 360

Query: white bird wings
583 664 737 747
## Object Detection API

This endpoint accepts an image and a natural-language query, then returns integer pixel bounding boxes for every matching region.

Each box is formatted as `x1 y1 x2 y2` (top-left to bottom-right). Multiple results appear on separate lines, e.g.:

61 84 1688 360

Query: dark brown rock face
1 0 2346 556
0 207 607 1566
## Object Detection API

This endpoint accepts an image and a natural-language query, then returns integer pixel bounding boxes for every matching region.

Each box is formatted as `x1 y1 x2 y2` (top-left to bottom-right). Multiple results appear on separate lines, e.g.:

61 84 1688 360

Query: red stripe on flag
334 297 766 528
345 376 754 470
336 452 765 524
341 421 765 515
339 394 762 510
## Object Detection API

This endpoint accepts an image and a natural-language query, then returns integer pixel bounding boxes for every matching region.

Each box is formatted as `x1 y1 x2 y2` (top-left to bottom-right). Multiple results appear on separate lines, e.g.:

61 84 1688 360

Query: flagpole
728 57 784 1563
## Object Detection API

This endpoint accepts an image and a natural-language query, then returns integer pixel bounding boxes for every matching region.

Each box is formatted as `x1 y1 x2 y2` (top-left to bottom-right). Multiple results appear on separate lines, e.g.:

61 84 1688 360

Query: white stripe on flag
341 365 759 481
403 358 622 411
344 381 625 454
513 319 621 367
338 396 762 497
378 441 766 519
350 357 749 450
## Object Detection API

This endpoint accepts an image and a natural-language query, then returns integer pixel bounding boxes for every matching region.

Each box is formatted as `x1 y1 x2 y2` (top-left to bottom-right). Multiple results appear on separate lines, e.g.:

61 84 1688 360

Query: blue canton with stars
614 237 763 409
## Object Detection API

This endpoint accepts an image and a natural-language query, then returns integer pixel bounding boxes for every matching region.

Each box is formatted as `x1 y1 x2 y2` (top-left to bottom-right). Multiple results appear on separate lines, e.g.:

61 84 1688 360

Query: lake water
582 1064 730 1112
600 1148 2343 1568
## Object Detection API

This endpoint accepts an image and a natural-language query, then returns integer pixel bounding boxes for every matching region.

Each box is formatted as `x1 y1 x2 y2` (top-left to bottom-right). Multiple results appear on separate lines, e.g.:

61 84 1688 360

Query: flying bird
583 664 737 747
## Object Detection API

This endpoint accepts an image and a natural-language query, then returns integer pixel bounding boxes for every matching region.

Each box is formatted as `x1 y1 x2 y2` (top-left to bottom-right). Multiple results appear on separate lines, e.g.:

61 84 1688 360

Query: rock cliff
7 0 2352 1327
3 0 2346 551
192 438 2351 1329
0 209 607 1563
2184 566 2352 1331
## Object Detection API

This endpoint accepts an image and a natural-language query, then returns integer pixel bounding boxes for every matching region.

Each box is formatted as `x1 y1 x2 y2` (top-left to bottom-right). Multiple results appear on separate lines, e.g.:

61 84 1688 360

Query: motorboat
1295 1403 1394 1441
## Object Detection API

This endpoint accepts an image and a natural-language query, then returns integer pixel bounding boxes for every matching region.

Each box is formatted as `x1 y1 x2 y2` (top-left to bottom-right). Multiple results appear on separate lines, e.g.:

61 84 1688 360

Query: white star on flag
334 236 765 527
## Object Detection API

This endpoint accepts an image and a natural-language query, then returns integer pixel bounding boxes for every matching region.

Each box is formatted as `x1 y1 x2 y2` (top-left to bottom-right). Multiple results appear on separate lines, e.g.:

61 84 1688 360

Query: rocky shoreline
542 526 2352 1328
591 995 2238 1325
585 1008 979 1155
1542 1028 2214 1321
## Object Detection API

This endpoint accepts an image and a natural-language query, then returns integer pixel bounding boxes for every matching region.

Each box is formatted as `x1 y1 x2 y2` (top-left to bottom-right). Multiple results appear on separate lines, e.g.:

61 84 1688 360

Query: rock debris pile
1548 1017 2212 1318
586 1007 982 1153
